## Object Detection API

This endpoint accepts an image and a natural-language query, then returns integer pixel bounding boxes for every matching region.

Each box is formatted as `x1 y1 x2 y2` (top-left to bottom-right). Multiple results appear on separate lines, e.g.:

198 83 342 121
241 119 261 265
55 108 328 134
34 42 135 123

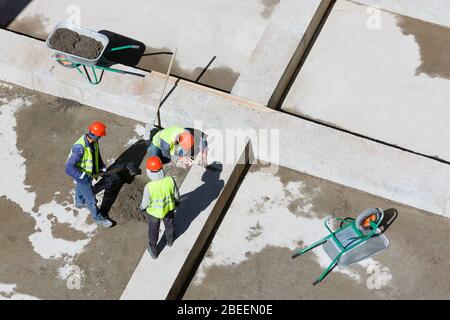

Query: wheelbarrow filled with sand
292 208 390 285
46 22 145 84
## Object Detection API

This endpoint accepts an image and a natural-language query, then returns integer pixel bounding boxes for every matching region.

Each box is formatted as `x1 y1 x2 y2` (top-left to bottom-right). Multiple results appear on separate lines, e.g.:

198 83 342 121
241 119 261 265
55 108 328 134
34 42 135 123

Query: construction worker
140 156 180 259
148 126 208 167
65 121 113 228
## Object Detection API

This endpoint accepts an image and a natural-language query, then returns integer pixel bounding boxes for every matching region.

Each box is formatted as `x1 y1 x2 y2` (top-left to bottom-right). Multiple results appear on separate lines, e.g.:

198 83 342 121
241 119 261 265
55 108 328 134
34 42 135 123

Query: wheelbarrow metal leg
312 251 343 286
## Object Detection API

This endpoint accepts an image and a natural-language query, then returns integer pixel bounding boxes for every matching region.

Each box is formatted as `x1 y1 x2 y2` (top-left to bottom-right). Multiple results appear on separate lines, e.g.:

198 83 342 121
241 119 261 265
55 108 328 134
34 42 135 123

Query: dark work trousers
146 211 175 249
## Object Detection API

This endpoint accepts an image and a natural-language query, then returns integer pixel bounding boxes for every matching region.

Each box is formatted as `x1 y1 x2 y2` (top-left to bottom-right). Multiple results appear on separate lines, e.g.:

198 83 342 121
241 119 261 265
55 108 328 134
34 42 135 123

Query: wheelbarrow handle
108 45 140 52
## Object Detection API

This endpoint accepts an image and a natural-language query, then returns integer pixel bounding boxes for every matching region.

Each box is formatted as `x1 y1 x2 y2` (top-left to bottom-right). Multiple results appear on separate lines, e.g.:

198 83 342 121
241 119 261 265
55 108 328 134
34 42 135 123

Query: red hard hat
89 121 107 137
146 156 163 172
179 131 194 150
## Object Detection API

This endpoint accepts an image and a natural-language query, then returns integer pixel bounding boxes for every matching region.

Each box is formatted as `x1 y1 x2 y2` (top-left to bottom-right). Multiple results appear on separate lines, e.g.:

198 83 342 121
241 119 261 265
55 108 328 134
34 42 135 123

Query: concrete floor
282 0 450 162
6 0 316 93
0 81 188 299
353 0 450 27
185 164 450 299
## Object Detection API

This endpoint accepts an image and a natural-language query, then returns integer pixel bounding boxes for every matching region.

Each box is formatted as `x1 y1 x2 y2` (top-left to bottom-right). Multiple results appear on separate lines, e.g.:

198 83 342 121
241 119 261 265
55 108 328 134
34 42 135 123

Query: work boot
147 245 158 259
96 218 113 228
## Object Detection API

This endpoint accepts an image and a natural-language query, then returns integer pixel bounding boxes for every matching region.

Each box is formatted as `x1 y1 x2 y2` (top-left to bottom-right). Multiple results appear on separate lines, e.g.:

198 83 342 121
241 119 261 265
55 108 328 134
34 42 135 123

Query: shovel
91 163 140 179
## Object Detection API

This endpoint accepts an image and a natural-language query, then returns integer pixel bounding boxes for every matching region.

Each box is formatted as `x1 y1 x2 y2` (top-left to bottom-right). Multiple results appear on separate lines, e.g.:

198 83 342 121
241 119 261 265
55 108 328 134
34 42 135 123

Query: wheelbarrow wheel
355 208 382 232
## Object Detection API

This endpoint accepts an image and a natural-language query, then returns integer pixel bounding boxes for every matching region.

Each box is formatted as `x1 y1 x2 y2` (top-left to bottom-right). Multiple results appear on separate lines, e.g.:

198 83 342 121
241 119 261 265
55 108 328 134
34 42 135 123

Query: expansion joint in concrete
281 109 450 166
268 0 336 109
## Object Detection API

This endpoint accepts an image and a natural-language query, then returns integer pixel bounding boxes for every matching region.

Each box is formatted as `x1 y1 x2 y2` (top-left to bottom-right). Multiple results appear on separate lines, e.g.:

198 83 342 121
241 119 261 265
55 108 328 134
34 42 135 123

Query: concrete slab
282 0 450 162
352 0 450 27
6 0 328 97
0 81 187 299
184 164 450 299
231 0 331 107
1 29 450 219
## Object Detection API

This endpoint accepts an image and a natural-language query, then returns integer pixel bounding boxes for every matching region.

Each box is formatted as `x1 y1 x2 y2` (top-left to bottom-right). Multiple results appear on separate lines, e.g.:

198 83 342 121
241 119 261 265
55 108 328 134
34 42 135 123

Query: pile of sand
48 28 103 60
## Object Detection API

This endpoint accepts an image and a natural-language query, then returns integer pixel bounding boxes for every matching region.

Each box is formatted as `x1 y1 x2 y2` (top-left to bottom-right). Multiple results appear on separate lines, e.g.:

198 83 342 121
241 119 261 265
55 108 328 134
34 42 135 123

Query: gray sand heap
49 28 104 60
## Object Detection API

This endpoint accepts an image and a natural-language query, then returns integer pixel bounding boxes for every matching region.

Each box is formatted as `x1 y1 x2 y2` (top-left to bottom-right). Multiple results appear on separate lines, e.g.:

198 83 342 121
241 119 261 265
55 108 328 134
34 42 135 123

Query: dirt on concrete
7 14 49 39
185 164 450 299
259 0 281 19
48 28 103 60
397 15 450 80
137 45 240 92
0 81 189 299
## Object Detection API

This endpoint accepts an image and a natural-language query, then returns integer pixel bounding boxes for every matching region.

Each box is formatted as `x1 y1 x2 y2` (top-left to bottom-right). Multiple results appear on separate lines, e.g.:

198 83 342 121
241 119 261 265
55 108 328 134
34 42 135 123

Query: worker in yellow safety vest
148 126 208 167
140 156 180 259
65 121 113 228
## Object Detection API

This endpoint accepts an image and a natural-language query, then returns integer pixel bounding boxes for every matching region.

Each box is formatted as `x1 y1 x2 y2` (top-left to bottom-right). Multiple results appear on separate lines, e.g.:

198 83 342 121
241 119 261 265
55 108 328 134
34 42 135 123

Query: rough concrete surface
282 0 450 162
185 164 450 299
0 81 188 299
6 0 322 94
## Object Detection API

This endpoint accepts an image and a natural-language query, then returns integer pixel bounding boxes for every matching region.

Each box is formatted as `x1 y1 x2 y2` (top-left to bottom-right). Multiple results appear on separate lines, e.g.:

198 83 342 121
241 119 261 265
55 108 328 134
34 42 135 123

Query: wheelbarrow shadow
93 139 149 223
97 30 174 70
378 208 398 234
97 30 146 68
156 162 224 254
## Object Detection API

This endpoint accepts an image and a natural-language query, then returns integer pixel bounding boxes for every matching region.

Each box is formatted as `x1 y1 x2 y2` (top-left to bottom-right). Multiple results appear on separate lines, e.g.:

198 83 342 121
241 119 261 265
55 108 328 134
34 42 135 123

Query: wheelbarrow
46 21 145 85
292 208 389 286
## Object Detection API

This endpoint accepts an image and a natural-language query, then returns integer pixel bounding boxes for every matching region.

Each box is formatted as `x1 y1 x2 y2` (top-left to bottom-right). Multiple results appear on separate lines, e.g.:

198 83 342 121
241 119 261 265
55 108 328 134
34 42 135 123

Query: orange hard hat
179 131 194 150
146 156 163 172
88 121 107 137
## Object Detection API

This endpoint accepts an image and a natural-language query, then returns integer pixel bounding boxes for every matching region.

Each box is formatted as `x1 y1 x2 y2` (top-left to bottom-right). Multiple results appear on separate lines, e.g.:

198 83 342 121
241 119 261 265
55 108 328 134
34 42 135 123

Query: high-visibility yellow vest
146 176 176 219
69 135 99 176
152 127 186 156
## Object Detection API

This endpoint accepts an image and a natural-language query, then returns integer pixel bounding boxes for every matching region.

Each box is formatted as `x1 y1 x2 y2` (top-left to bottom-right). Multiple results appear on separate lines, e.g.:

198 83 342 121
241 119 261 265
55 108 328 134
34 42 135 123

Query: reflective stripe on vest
69 135 99 176
152 127 186 156
146 176 176 219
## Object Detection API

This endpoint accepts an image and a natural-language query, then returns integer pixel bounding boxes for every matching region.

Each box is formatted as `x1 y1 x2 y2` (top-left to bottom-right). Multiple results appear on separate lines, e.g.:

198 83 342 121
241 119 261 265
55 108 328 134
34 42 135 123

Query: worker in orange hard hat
65 121 113 228
148 126 208 168
140 156 180 259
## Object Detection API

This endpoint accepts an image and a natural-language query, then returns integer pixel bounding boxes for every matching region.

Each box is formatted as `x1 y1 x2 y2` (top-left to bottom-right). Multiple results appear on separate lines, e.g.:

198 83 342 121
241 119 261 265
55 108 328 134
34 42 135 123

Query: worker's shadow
93 139 148 222
157 162 224 253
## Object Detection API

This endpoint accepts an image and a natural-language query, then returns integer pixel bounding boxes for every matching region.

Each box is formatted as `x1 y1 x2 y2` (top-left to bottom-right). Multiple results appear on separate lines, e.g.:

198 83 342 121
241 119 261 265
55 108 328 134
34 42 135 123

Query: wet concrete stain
8 14 49 40
137 45 240 92
396 15 450 80
259 0 281 19
0 196 65 299
185 164 450 299
1 82 191 299
52 222 88 242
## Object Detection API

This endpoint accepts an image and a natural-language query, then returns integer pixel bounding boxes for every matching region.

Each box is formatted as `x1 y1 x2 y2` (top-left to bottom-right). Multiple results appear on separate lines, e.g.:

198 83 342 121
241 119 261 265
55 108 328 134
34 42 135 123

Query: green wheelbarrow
292 208 389 286
46 22 145 85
